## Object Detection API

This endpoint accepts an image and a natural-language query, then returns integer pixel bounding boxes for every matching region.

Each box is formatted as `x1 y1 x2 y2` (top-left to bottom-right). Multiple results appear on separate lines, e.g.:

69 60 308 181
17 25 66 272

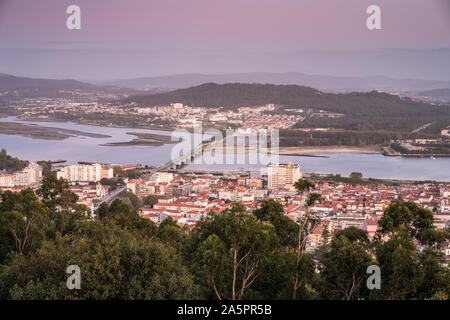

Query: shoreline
279 145 382 155
17 116 176 133
0 121 111 141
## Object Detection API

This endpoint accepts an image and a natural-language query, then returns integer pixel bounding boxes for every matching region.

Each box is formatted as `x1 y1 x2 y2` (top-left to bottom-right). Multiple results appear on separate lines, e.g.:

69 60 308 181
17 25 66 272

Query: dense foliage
0 175 448 300
0 149 28 172
280 130 441 147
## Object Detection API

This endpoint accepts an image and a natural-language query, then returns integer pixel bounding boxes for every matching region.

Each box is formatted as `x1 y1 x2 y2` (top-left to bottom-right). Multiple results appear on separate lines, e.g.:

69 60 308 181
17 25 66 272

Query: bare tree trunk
293 210 308 299
211 271 222 300
232 248 237 300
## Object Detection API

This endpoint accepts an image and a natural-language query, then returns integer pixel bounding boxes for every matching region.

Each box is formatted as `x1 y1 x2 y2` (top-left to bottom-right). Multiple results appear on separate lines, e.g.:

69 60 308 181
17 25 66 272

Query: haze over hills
101 72 450 92
418 88 450 102
0 73 97 92
0 73 140 100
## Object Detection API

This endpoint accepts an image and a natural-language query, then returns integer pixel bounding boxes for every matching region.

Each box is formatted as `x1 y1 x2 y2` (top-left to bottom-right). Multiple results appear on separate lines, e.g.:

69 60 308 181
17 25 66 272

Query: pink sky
0 0 449 79
1 0 449 50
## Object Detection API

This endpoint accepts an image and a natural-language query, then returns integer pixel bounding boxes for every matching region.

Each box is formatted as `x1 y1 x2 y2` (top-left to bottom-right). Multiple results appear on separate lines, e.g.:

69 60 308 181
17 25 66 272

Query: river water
0 117 449 181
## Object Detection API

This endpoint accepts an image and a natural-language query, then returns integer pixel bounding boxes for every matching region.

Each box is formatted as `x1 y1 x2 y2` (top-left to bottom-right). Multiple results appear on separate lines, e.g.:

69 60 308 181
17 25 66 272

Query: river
0 117 449 181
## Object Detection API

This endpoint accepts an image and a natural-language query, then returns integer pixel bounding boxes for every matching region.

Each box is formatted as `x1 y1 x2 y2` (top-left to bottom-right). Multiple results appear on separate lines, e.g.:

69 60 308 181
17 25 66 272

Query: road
411 122 433 133
94 186 126 210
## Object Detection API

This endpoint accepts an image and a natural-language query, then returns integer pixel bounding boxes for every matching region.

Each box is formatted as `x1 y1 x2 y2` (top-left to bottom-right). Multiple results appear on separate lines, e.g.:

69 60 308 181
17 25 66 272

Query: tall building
13 162 42 186
101 167 114 179
0 172 14 187
267 162 301 190
57 163 102 182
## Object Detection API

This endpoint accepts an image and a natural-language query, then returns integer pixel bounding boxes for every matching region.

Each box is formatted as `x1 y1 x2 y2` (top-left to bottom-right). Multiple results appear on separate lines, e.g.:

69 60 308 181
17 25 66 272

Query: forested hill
0 149 28 172
0 73 96 92
122 83 450 118
0 74 139 100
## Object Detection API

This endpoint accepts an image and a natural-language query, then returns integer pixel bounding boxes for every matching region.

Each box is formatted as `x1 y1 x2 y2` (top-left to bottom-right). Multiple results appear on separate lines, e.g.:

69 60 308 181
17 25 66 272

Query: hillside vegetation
0 149 28 172
124 82 450 117
0 175 448 300
123 83 450 134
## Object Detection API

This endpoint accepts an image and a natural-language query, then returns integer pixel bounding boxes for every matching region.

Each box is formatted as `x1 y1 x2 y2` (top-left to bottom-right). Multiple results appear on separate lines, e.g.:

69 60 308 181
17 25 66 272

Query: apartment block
57 163 102 182
267 162 302 190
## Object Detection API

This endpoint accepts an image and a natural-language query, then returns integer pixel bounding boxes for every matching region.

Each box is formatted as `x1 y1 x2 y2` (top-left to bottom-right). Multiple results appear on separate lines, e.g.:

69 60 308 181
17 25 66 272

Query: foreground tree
1 219 197 299
374 199 449 299
253 199 298 248
292 179 322 299
253 199 316 299
0 189 47 262
374 225 422 299
319 227 373 300
37 172 89 236
189 203 278 300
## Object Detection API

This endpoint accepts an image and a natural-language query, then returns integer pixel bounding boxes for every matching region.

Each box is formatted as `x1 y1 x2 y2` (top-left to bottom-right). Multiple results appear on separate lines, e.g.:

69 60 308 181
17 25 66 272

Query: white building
267 162 302 190
171 103 184 109
57 163 102 182
0 172 14 187
152 172 174 184
101 167 114 179
441 127 450 137
13 162 42 186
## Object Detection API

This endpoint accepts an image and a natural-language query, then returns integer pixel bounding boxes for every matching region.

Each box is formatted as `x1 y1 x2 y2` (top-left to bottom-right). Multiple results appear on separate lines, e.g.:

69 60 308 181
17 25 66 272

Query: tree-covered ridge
278 130 444 147
123 83 450 135
123 83 450 118
0 174 448 300
0 149 28 172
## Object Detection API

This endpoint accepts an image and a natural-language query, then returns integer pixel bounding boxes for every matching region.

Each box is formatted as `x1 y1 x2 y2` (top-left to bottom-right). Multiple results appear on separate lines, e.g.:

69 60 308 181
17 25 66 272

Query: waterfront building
57 163 102 182
13 162 42 186
267 162 302 190
0 172 14 187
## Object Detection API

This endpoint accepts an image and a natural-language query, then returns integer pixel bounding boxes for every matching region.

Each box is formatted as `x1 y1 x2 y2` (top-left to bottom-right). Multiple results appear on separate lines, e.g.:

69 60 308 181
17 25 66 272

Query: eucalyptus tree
190 203 278 300
292 179 323 299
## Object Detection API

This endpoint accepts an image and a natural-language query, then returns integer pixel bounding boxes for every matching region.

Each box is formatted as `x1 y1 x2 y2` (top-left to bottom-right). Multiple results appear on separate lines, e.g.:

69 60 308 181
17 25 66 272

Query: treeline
122 83 450 140
391 142 450 155
0 173 449 300
0 149 28 172
294 115 445 134
279 130 420 147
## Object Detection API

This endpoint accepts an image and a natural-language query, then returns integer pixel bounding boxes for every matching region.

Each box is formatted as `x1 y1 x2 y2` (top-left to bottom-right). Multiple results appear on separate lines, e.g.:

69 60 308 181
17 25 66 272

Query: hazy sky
0 0 449 80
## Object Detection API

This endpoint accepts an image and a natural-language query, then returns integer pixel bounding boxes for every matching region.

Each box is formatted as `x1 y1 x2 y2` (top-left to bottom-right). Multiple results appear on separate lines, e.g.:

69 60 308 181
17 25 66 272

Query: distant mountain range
0 73 139 100
2 72 450 107
0 73 97 92
101 72 450 92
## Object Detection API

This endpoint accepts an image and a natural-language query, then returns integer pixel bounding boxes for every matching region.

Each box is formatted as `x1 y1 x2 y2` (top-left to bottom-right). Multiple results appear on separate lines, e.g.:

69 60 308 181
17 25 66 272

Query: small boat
430 156 436 160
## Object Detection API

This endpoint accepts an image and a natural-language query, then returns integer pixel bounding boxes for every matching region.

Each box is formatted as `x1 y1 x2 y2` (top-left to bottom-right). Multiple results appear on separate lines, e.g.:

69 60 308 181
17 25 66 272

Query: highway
93 185 126 211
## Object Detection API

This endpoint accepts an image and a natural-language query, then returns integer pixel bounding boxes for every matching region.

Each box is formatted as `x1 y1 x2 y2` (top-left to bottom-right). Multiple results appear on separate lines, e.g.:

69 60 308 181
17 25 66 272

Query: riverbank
0 121 111 140
304 172 450 185
18 116 176 132
100 132 179 147
382 146 450 157
279 145 382 156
